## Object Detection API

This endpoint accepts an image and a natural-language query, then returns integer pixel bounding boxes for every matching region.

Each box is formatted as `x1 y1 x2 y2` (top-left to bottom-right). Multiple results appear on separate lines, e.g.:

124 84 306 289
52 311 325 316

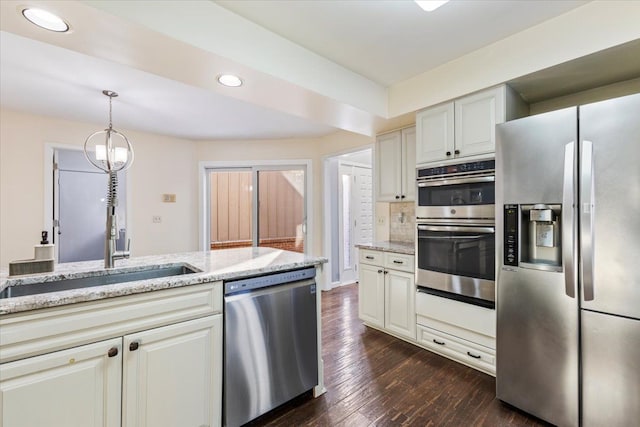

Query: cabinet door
454 86 505 158
375 131 402 201
416 103 454 164
384 269 416 340
401 126 416 201
122 315 222 427
0 338 122 427
358 263 385 328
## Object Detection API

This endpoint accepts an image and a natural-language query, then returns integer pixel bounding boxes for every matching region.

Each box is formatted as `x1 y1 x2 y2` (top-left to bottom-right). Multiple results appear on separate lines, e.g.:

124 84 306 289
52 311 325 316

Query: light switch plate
162 193 176 203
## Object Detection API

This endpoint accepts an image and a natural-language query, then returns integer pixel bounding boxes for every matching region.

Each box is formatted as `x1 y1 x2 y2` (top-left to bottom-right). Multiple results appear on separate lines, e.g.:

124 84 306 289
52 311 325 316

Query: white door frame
44 143 132 261
198 160 313 254
321 145 373 291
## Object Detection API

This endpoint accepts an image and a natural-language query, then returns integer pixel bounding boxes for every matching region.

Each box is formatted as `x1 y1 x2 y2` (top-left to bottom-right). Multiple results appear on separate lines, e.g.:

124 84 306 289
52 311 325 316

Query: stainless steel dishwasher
223 267 318 427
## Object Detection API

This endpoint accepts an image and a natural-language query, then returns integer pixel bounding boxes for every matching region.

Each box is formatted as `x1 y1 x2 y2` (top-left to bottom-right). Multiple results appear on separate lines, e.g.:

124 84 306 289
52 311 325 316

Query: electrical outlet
152 215 162 223
377 216 385 225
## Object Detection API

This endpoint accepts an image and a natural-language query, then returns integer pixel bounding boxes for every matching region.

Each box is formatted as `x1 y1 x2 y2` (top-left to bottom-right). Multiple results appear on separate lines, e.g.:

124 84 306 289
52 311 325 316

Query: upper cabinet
376 126 416 202
416 85 528 165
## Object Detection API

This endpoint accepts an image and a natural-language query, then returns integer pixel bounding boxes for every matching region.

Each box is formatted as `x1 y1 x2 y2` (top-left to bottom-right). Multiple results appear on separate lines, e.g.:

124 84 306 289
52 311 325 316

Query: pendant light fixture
83 90 134 268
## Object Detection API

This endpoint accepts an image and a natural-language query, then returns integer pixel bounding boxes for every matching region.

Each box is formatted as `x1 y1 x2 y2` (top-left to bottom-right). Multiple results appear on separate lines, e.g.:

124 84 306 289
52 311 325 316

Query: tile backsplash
389 202 415 243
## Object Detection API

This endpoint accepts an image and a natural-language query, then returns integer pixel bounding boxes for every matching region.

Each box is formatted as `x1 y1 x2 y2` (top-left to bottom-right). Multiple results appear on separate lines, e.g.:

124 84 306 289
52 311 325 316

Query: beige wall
0 109 199 267
0 107 372 273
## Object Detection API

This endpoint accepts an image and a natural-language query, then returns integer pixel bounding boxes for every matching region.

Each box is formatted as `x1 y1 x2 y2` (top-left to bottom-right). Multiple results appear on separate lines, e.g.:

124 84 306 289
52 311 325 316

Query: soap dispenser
34 231 55 260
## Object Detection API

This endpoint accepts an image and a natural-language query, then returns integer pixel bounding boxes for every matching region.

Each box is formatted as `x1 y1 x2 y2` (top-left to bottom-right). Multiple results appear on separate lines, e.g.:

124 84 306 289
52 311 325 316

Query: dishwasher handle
224 278 316 302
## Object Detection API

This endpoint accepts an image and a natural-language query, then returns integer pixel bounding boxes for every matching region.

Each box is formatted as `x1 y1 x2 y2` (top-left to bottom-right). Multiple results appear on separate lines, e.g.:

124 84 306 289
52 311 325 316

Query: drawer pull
366 256 374 260
129 341 140 352
393 260 403 264
467 351 481 359
432 339 445 346
377 269 383 274
107 347 118 358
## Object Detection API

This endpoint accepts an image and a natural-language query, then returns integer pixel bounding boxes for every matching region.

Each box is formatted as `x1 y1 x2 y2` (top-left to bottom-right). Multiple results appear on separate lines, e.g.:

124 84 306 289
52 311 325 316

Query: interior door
339 163 373 284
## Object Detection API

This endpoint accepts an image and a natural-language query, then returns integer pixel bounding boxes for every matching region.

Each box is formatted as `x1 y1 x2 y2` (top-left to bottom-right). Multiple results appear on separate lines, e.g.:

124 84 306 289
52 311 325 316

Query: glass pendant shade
84 90 134 173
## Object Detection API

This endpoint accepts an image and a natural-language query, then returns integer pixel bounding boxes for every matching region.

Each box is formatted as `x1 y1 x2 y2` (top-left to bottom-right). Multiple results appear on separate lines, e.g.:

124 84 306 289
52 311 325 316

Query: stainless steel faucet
104 171 130 268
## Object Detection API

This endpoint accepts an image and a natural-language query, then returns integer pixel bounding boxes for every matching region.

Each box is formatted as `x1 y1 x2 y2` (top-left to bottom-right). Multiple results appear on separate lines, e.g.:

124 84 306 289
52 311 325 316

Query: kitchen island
0 247 326 314
0 247 327 427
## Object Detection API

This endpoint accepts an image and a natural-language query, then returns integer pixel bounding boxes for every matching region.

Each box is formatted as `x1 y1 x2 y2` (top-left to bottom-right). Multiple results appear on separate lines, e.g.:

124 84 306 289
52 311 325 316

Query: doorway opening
202 162 310 254
46 146 128 263
323 148 373 289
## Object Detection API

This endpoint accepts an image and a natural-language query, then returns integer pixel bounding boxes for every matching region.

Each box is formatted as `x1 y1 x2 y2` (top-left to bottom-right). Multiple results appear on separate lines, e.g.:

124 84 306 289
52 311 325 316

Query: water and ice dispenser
504 204 562 270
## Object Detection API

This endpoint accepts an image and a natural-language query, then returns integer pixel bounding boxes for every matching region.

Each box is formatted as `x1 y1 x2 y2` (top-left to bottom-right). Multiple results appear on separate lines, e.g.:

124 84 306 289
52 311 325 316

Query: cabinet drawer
416 291 495 347
359 249 383 265
0 282 222 363
383 252 414 273
417 325 495 375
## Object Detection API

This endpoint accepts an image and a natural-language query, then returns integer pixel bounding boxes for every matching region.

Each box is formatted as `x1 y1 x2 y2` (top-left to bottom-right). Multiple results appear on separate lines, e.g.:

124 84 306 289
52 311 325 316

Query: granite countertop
356 241 415 255
0 247 327 315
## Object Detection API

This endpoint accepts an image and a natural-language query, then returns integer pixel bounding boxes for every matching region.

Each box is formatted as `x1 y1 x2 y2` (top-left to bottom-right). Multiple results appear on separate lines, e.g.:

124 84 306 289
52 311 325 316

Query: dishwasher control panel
224 267 316 295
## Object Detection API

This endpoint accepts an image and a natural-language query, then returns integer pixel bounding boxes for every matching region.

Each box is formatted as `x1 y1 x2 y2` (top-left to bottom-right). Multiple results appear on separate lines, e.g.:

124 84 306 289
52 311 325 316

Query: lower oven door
416 223 495 306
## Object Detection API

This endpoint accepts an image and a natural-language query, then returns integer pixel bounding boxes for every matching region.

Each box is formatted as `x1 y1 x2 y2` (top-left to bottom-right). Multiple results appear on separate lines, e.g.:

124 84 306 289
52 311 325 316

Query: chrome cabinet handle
562 141 577 299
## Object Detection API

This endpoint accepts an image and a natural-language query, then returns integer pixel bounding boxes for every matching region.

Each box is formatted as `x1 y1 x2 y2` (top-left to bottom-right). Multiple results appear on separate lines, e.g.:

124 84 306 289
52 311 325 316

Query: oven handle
417 175 494 188
418 235 488 240
417 224 495 233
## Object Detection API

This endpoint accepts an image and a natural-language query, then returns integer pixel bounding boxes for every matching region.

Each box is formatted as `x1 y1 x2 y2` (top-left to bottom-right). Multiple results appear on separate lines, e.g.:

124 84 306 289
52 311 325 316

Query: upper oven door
416 223 495 282
416 174 495 220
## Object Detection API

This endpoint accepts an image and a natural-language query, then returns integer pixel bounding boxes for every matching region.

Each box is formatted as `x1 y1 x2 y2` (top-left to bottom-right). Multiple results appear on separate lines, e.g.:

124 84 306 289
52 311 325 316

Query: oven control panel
418 159 495 178
504 205 519 266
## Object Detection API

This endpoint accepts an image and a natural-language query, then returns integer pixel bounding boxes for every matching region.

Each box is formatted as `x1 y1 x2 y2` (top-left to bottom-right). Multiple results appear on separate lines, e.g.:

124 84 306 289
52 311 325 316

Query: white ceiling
215 0 587 86
0 0 613 141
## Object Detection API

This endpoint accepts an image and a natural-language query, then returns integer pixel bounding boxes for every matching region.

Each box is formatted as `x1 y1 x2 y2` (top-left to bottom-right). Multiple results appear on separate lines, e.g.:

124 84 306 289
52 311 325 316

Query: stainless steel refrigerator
495 93 640 427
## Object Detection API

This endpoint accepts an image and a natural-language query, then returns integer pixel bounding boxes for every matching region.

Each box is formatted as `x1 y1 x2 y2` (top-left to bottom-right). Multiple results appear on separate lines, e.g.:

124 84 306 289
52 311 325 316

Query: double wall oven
416 159 496 308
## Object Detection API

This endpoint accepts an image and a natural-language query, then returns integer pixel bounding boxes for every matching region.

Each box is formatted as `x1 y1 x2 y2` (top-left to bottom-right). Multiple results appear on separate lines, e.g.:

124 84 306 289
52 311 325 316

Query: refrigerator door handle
581 140 595 301
562 141 577 298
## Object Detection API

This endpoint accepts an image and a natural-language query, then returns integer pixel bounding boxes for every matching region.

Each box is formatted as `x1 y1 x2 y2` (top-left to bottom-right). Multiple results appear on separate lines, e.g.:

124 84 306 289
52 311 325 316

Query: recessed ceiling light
217 74 243 87
415 0 450 12
22 8 70 32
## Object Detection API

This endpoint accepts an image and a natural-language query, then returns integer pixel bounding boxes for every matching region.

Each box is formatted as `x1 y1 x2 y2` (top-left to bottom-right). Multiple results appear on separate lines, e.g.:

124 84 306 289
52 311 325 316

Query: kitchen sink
0 264 200 299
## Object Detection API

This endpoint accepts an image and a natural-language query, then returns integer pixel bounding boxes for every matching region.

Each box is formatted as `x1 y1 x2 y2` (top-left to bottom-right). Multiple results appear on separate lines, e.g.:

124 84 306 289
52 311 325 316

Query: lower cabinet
0 282 223 427
358 263 385 328
123 315 222 427
358 249 415 341
0 338 123 427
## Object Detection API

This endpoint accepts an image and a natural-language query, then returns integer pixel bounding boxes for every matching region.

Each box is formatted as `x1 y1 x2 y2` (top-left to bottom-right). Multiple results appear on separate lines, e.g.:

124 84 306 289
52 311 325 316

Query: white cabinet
358 263 385 328
415 291 496 375
0 338 123 427
416 85 528 165
375 126 416 202
384 268 415 339
123 316 222 427
359 249 415 341
0 282 223 427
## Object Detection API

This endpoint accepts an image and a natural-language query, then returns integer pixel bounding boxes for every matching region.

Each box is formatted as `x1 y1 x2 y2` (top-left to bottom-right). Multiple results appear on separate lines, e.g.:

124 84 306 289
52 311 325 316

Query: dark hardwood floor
247 283 547 426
